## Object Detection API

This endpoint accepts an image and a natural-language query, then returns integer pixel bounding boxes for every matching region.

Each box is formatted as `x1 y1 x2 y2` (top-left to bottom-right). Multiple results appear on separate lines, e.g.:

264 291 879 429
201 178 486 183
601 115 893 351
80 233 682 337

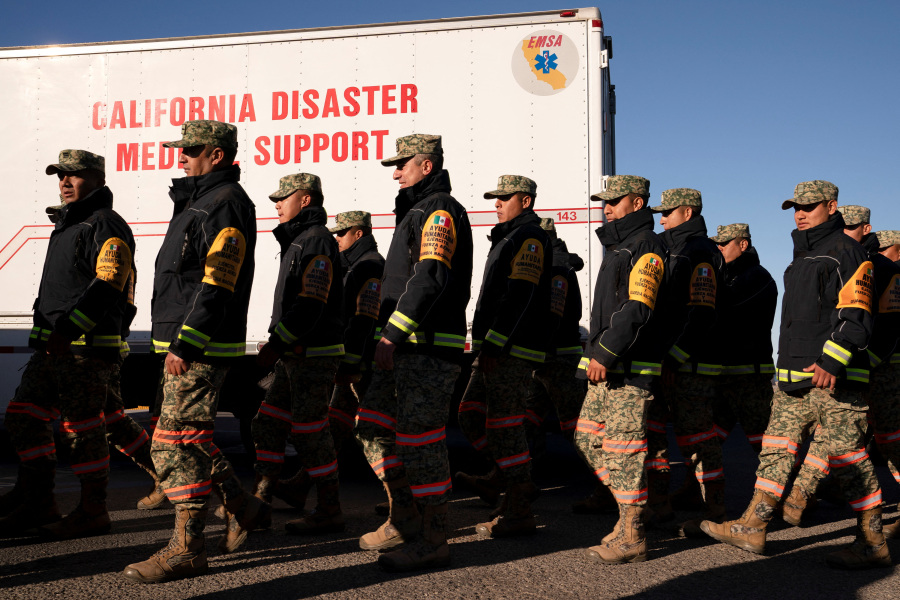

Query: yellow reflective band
577 356 590 371
668 345 689 364
630 362 662 376
71 335 122 348
203 342 245 357
306 344 345 358
845 368 870 384
823 340 852 366
510 345 545 363
485 329 509 348
179 326 211 349
556 345 583 356
275 322 298 345
388 311 419 335
69 309 96 332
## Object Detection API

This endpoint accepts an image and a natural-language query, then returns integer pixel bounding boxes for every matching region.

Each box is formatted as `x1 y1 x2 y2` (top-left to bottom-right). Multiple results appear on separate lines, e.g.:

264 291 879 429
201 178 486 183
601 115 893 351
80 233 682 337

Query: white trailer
0 7 615 413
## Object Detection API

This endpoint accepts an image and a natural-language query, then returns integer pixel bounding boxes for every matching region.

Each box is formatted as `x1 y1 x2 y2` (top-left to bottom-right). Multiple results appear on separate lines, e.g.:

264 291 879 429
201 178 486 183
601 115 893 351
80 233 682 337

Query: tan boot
475 481 537 538
252 473 276 504
122 505 208 583
825 507 892 569
700 489 777 554
41 477 111 540
360 479 419 551
455 467 502 507
586 504 647 564
0 467 61 536
644 470 674 528
274 468 312 509
883 519 900 540
285 482 345 534
378 503 450 572
679 479 726 539
781 485 813 527
131 443 168 511
571 482 617 515
216 474 271 555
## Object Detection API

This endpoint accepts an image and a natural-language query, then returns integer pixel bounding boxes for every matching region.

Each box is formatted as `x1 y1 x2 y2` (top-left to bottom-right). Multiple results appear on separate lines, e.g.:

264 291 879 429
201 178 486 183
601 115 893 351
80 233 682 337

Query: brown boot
379 503 450 572
455 467 502 507
41 477 111 540
586 504 647 564
571 482 617 515
0 467 61 536
122 505 208 583
781 485 813 527
252 473 276 504
132 442 168 511
825 507 892 569
475 481 537 538
679 479 726 539
883 519 900 540
214 473 271 555
360 479 419 551
644 470 674 528
285 482 345 534
700 489 777 554
274 468 312 509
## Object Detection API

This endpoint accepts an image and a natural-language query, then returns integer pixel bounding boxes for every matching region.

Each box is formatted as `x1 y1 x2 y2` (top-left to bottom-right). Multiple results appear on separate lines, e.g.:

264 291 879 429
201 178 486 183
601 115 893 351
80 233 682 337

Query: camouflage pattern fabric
646 393 672 477
665 373 724 484
457 358 492 463
329 211 372 233
713 374 774 452
328 371 372 454
163 119 238 149
5 352 112 481
591 175 651 201
380 133 443 166
483 175 537 199
756 387 881 510
574 382 607 481
527 354 586 444
710 223 751 244
104 360 152 460
650 188 702 212
875 230 900 248
152 362 232 509
45 149 105 175
354 367 406 483
782 180 838 210
838 205 870 227
268 172 323 201
251 356 340 484
482 355 535 485
538 218 556 232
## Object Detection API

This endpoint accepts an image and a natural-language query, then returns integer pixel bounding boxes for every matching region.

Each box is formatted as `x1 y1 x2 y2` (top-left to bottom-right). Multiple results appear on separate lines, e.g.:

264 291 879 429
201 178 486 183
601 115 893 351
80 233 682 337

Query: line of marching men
1 119 899 583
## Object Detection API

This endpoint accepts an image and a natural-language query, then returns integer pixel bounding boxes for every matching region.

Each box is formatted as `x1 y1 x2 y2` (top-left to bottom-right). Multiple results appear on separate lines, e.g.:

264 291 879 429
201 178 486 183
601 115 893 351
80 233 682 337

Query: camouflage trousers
329 370 373 455
649 372 724 484
524 354 587 445
713 373 774 453
104 360 153 466
152 362 233 509
575 380 652 505
5 352 112 481
757 386 881 511
794 363 900 496
251 356 340 484
354 353 460 506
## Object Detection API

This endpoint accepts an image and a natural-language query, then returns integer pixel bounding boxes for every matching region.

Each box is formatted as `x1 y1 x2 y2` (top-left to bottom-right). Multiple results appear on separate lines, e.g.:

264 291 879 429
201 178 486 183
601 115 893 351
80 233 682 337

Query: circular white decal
511 30 580 96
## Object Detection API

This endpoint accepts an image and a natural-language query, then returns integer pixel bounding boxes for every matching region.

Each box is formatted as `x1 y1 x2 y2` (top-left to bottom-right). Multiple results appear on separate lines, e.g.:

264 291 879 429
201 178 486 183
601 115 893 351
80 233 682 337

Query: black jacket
151 166 257 362
338 234 385 374
777 213 874 391
472 210 551 363
378 170 473 363
861 233 900 369
717 247 777 373
548 237 584 356
266 206 344 357
32 186 135 361
579 209 666 390
658 216 724 375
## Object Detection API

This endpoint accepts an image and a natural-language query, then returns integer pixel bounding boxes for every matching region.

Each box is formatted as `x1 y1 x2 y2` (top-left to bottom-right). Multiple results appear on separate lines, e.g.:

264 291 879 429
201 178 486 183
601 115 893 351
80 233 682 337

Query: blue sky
3 0 899 295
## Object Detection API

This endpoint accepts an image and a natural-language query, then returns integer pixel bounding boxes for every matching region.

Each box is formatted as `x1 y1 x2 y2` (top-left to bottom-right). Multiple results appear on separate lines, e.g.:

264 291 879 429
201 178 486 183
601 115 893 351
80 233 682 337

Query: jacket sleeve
338 260 382 374
592 245 665 367
54 219 134 342
665 249 720 367
381 206 466 345
480 236 548 359
266 237 338 354
867 263 900 367
168 201 251 361
817 251 876 377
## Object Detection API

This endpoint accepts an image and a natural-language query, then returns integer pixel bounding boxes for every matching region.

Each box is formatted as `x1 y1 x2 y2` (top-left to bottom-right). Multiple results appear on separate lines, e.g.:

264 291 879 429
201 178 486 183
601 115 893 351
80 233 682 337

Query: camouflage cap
163 120 238 150
650 188 702 213
781 180 838 210
329 211 372 233
711 223 750 244
268 173 323 201
590 175 650 202
484 175 537 199
838 205 870 227
875 230 900 248
381 134 443 166
539 217 556 232
45 149 105 175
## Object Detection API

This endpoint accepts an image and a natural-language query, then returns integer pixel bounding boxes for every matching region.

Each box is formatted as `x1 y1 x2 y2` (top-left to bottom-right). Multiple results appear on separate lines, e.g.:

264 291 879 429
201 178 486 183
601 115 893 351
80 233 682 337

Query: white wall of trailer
0 8 612 411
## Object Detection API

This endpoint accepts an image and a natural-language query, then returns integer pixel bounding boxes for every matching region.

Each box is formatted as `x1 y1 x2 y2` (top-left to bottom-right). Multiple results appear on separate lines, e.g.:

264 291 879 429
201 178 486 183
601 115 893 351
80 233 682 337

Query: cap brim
710 236 732 244
648 204 667 213
483 190 505 199
781 200 797 210
268 190 290 201
45 164 64 175
162 139 191 148
380 153 412 167
591 191 628 202
328 225 345 233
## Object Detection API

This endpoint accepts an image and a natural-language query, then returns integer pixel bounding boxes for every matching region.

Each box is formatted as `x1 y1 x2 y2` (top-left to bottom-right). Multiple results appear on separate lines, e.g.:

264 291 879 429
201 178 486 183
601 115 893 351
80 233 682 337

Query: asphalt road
1 413 899 600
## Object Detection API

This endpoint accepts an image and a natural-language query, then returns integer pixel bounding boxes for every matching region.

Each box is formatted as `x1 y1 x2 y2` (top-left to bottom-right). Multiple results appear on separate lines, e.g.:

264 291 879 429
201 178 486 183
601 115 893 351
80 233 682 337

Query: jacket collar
792 212 845 253
169 165 241 205
394 169 452 224
489 210 541 247
862 232 880 256
58 186 113 228
341 233 379 268
273 206 327 249
726 246 760 277
596 208 654 248
552 237 584 271
659 215 709 252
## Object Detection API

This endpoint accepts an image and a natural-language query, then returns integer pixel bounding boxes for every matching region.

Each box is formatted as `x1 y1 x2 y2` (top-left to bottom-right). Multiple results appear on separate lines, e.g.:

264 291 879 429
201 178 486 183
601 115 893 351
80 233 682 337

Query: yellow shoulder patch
879 274 900 314
687 262 716 307
202 228 246 292
420 210 457 267
838 260 875 312
356 277 382 318
96 237 132 292
299 255 333 302
550 275 569 316
628 253 664 309
509 238 544 285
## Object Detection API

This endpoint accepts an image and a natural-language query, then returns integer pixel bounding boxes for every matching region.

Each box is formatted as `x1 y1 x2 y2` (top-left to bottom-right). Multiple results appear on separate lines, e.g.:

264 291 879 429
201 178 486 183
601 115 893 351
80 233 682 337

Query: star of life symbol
534 50 558 74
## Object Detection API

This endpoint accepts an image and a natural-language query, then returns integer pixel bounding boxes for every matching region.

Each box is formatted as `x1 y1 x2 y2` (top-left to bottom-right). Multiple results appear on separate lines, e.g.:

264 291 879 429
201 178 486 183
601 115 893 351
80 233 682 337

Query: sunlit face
335 227 363 252
274 190 308 223
717 237 747 264
793 200 835 230
179 145 218 177
659 206 691 231
494 192 532 224
392 156 431 189
603 194 643 222
880 245 900 263
57 169 104 204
